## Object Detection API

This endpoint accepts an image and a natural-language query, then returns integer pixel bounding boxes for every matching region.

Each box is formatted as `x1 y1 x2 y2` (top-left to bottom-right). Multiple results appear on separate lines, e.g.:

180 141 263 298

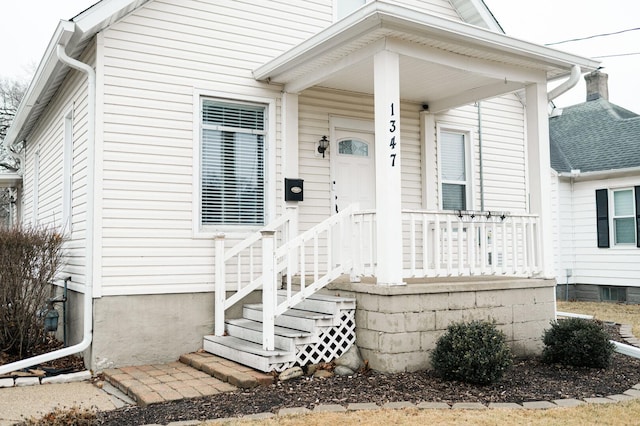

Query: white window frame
192 90 276 238
334 0 370 21
436 124 474 211
611 187 636 246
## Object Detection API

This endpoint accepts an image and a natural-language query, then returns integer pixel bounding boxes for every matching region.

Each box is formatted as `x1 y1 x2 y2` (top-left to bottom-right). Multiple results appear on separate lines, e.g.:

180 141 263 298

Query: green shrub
0 225 65 358
542 318 615 368
430 319 513 384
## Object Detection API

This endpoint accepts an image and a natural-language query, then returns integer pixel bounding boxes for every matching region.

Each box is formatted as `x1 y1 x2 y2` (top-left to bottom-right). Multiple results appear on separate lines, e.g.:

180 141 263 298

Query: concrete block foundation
328 277 556 373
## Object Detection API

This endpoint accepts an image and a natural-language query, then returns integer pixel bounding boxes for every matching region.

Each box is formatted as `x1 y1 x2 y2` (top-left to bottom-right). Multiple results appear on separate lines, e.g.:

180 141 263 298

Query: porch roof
253 1 600 112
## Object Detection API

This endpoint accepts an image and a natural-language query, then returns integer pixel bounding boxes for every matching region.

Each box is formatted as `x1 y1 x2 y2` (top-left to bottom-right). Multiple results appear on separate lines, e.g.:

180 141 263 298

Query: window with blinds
440 131 467 211
201 100 266 226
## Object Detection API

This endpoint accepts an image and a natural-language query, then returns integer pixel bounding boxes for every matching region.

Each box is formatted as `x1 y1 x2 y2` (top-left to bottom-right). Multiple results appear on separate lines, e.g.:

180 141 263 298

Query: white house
1 0 599 374
551 71 640 304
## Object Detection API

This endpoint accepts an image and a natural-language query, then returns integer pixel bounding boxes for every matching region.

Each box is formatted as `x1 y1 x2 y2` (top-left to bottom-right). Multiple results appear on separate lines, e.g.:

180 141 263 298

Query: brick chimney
584 70 608 101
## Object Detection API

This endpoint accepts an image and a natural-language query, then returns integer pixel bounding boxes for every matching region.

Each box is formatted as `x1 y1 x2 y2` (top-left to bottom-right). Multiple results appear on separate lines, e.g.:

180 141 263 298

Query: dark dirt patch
96 324 640 426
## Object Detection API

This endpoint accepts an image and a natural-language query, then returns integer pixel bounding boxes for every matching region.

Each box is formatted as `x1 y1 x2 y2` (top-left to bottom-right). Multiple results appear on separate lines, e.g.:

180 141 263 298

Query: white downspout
548 65 581 102
0 43 96 375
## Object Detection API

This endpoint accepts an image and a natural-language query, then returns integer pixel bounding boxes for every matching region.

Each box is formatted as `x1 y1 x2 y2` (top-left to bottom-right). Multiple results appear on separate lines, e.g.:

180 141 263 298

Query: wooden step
203 335 294 372
225 318 314 350
243 304 336 332
276 292 355 314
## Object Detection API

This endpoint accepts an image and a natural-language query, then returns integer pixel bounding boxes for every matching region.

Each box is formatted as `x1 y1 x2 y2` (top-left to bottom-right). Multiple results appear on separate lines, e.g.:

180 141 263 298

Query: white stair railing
273 204 359 319
214 207 297 337
214 204 360 351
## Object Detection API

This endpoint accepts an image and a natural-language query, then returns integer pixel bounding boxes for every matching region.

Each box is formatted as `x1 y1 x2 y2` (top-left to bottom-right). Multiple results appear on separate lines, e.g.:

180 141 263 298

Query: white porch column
374 50 403 285
525 82 554 279
282 92 299 183
282 92 300 273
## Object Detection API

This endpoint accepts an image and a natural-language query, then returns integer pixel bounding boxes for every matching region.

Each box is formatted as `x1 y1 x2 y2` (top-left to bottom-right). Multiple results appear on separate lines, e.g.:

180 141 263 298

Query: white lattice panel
296 310 356 367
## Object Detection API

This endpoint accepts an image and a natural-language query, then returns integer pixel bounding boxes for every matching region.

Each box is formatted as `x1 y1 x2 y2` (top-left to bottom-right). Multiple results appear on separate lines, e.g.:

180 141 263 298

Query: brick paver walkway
103 353 274 407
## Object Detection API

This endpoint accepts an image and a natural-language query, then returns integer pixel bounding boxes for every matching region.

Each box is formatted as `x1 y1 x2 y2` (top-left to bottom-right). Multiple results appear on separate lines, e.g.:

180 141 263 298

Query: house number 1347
389 103 397 167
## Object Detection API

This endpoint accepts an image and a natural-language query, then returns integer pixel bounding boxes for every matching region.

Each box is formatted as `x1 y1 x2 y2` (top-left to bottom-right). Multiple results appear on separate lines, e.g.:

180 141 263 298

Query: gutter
547 64 581 101
558 165 640 181
0 33 96 376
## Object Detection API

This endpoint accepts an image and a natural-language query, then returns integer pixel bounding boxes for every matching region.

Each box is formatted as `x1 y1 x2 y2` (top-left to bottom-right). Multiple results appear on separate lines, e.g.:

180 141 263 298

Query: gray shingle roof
549 98 640 173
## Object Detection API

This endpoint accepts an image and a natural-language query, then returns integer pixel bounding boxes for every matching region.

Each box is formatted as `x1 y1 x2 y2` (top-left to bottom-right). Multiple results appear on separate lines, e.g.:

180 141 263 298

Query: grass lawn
213 301 640 426
557 300 640 337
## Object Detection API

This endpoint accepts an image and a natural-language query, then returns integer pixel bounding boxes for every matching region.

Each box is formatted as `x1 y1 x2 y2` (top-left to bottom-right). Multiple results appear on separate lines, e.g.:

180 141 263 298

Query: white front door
331 121 375 213
330 118 375 269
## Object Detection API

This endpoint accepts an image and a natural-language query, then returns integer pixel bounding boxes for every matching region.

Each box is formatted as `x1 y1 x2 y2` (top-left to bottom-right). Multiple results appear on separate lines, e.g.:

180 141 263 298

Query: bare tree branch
0 77 27 173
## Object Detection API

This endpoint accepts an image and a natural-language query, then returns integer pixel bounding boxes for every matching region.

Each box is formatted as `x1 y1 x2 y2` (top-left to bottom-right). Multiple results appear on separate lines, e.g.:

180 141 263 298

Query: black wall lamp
318 135 329 158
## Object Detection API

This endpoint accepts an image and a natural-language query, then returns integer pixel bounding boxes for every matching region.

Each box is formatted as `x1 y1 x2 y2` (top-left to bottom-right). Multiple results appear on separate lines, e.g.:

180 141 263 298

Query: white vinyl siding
555 176 640 287
18 45 94 290
99 0 324 295
427 97 527 215
334 0 461 21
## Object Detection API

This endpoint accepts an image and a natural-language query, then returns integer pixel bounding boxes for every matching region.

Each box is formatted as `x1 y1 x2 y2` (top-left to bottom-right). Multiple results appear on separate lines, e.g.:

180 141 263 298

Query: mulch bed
96 324 640 426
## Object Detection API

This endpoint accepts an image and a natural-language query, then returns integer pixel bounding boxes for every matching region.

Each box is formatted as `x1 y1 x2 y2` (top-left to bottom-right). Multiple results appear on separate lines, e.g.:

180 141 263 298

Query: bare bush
0 226 65 358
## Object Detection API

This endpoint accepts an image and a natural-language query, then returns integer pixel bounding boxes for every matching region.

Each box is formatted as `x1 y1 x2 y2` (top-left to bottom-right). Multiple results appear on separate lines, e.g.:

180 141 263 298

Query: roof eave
3 0 149 149
253 1 600 83
558 166 640 181
3 20 76 149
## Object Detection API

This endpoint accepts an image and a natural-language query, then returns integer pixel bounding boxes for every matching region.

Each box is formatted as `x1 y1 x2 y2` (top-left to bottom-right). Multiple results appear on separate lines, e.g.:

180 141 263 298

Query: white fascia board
73 0 146 36
254 0 600 83
2 20 76 150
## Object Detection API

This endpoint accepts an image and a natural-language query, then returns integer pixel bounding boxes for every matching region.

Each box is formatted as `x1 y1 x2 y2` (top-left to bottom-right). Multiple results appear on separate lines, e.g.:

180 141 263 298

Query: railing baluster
468 221 476 275
300 243 306 291
433 213 441 276
214 235 226 337
313 235 318 283
446 214 453 275
422 215 429 276
236 255 242 292
480 222 487 275
501 219 507 275
511 219 517 274
410 213 416 276
491 220 497 275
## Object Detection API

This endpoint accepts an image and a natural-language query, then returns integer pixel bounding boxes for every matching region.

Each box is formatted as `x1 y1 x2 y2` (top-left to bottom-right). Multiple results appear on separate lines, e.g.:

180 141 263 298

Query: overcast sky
2 0 639 112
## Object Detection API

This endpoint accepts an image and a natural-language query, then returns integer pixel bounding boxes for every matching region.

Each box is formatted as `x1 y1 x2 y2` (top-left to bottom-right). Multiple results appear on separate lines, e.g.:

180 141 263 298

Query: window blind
201 100 265 226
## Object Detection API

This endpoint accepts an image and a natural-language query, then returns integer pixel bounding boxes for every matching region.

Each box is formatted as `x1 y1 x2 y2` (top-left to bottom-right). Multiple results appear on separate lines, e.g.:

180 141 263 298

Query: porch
206 206 551 372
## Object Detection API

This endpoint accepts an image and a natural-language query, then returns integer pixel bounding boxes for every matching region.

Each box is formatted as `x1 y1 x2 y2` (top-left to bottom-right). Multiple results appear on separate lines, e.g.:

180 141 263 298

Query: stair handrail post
261 230 277 351
214 233 226 336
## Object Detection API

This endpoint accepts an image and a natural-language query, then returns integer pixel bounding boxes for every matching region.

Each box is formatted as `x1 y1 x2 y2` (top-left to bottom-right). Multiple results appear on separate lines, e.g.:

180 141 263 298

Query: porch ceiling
254 1 600 112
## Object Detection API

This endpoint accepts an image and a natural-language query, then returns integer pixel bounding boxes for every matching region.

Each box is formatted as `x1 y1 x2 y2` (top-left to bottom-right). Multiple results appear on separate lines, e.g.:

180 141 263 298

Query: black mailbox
285 178 304 202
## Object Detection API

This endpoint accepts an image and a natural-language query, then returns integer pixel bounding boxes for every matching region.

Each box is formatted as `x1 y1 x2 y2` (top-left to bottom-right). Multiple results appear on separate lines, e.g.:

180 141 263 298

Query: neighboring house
551 70 640 303
0 0 599 374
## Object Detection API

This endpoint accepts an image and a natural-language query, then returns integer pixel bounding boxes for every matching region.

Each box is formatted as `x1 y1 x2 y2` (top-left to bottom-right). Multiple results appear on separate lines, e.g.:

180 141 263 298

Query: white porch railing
215 206 540 351
351 210 542 279
214 204 359 351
